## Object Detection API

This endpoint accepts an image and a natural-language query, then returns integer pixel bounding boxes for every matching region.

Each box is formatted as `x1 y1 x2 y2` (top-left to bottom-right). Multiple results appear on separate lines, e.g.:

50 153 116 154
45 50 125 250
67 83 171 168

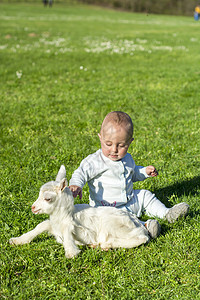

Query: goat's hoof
65 249 81 259
9 237 28 245
90 244 98 249
9 237 18 245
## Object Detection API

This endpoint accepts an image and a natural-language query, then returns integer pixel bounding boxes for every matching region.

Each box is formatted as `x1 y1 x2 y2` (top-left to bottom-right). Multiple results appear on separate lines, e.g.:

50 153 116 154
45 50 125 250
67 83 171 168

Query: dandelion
16 70 22 79
80 66 84 70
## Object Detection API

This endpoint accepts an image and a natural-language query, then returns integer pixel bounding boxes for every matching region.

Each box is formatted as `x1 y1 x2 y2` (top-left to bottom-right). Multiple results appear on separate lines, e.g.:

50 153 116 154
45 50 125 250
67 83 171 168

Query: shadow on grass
151 176 200 235
154 175 200 205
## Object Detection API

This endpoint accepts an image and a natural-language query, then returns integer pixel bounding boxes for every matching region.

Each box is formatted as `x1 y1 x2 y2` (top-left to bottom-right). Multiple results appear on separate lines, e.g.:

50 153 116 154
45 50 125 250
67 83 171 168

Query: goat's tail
56 165 66 182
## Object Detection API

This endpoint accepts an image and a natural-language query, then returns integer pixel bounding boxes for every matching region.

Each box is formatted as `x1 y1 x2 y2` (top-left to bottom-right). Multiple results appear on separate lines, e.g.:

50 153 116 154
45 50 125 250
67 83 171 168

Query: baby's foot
165 202 189 223
145 219 161 239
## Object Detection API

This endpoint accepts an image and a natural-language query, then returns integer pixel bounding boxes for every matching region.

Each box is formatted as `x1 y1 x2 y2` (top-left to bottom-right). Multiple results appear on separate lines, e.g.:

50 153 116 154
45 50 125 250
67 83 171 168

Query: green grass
0 3 200 299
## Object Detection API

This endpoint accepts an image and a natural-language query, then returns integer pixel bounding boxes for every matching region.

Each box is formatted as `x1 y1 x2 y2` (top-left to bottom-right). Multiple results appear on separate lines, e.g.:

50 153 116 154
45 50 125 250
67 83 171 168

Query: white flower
0 45 7 50
16 70 22 79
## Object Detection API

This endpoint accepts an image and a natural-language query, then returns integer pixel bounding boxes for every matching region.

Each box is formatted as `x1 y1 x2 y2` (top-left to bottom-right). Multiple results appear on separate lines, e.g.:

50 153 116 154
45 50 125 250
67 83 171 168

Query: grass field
0 2 200 299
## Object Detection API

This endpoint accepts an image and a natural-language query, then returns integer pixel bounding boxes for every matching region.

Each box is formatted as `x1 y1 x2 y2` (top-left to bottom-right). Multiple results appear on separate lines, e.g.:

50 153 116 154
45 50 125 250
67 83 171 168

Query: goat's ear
56 165 66 182
59 178 68 191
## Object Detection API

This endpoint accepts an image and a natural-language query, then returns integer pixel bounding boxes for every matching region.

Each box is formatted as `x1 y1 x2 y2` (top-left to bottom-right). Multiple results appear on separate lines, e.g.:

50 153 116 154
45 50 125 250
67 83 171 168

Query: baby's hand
146 165 158 177
69 185 82 199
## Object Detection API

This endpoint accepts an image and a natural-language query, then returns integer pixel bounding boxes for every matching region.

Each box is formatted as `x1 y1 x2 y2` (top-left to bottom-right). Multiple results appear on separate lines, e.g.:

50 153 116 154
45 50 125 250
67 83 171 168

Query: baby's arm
69 157 91 199
145 165 158 177
69 185 82 199
133 164 158 182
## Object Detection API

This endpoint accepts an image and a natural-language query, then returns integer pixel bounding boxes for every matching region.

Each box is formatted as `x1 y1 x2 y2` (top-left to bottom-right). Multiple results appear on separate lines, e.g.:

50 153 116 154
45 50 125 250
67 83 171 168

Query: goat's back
73 205 148 239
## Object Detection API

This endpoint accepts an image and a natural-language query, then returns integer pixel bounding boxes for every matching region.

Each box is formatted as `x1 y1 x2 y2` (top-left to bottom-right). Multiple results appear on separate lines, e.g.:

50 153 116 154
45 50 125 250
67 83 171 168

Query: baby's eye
106 143 112 146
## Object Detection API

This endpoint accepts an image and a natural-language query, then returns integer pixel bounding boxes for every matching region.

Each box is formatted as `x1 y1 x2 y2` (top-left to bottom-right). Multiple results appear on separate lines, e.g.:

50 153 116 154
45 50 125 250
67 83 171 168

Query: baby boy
69 111 189 238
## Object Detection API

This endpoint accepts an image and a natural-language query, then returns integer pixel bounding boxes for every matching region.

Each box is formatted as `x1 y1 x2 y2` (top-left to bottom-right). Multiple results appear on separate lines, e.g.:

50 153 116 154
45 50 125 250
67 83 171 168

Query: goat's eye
44 198 51 202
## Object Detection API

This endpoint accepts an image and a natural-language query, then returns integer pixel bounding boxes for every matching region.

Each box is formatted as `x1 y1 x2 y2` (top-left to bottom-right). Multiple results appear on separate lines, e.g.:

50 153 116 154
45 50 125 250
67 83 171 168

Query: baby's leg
133 189 169 219
120 196 162 238
132 190 189 223
137 190 189 222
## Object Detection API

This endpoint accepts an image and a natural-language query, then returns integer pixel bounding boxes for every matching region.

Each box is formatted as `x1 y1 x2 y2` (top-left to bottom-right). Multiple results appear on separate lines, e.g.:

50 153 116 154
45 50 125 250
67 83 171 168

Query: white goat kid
9 165 150 258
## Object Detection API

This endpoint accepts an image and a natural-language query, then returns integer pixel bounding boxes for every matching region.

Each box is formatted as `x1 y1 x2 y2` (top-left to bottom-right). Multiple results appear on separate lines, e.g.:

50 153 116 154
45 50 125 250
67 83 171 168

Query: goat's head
31 165 74 216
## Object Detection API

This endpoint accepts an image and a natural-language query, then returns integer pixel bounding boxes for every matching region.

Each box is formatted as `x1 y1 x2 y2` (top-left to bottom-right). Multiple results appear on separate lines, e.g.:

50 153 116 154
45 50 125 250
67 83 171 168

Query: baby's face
98 124 133 161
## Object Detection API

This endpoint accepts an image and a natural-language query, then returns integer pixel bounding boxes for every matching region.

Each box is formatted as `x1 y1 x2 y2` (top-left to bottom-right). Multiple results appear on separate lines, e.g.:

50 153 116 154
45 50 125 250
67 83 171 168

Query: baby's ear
59 178 68 191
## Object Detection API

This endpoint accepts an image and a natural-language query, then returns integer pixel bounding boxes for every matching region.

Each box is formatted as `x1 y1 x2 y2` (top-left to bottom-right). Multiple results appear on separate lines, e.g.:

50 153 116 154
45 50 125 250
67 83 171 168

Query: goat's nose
31 205 35 211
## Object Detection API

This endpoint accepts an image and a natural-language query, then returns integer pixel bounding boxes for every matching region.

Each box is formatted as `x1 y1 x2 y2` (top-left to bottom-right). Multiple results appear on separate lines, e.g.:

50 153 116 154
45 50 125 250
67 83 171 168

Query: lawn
0 2 200 299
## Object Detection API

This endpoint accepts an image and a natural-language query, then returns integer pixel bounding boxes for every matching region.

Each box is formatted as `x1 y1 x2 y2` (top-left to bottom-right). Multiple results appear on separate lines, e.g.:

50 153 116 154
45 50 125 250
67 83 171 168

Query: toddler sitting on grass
69 111 189 238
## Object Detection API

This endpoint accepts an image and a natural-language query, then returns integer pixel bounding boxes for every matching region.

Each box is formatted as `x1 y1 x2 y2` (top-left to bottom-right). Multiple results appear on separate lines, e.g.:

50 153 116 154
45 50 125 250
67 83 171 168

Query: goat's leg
62 226 81 258
102 234 149 250
9 220 51 245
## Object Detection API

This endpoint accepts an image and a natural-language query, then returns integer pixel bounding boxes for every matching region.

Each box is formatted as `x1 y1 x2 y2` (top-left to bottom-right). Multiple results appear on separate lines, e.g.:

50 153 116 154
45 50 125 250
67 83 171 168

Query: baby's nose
112 145 118 152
